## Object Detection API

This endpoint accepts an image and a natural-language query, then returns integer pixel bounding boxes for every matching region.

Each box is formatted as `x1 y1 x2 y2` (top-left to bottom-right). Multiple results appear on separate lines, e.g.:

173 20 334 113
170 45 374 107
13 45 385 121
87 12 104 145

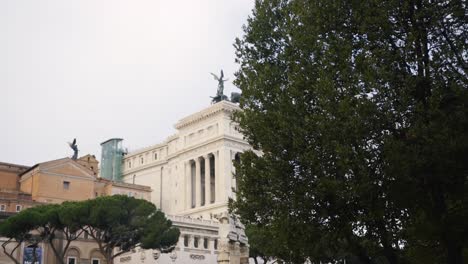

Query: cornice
174 101 240 130
181 202 228 216
122 135 250 176
124 142 168 158
122 159 168 176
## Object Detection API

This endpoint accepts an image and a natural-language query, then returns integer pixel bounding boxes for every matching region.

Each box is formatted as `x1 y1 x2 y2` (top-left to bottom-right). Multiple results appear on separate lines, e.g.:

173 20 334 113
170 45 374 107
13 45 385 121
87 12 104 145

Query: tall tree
0 208 43 264
82 195 179 264
37 203 85 264
245 224 276 264
0 196 179 264
231 0 467 263
140 210 180 252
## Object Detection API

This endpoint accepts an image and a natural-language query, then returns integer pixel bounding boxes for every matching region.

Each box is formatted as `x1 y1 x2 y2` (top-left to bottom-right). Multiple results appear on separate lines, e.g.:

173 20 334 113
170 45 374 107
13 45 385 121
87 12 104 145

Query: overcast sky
1 0 254 166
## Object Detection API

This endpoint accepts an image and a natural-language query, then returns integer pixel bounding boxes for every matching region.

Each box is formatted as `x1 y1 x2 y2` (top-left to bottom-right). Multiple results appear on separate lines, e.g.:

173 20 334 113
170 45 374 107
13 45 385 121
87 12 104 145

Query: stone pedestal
240 244 249 264
218 238 231 264
216 212 250 264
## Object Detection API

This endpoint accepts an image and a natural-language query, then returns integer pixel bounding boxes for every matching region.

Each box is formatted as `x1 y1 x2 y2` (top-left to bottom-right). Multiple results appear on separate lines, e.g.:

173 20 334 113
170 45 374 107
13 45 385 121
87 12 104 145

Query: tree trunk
447 241 463 264
253 257 258 264
49 238 66 264
1 241 21 264
32 246 38 264
106 250 114 264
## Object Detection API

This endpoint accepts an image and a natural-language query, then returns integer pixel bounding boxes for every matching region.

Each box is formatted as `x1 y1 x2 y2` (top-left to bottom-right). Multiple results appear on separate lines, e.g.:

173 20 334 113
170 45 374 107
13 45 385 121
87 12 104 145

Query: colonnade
182 234 218 250
187 153 216 209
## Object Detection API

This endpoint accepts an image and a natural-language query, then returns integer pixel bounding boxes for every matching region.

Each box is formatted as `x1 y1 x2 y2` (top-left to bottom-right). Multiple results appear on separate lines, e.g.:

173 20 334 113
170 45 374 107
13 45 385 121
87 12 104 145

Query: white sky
0 0 254 166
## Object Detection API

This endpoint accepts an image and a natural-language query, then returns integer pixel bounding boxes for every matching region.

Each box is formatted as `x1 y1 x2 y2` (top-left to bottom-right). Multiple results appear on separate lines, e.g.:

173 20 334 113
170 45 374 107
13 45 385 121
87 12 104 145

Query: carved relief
119 256 131 263
190 254 206 260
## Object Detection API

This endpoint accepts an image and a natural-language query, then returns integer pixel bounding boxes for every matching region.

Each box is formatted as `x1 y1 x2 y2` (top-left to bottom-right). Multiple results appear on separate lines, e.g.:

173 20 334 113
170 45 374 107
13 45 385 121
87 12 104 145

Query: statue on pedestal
210 70 242 104
215 212 249 264
211 70 229 103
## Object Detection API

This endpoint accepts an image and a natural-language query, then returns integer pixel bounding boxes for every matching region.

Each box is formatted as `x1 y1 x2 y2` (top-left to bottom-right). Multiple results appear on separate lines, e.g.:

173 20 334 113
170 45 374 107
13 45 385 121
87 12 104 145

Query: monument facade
120 100 251 263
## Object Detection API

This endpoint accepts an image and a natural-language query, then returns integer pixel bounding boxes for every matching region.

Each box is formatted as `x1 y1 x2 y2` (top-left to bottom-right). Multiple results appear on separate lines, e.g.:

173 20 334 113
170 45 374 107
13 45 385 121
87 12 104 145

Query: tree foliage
231 0 467 263
0 208 43 264
82 195 180 264
0 195 179 264
245 224 276 264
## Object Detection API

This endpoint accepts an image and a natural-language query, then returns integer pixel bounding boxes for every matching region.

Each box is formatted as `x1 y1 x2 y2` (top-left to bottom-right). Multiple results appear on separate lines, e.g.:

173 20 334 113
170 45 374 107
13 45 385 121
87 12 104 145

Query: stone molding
175 101 240 129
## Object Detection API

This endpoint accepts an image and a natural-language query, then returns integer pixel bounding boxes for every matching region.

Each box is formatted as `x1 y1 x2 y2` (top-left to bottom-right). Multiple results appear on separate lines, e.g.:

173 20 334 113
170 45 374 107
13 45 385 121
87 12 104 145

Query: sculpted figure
211 70 229 103
68 138 78 160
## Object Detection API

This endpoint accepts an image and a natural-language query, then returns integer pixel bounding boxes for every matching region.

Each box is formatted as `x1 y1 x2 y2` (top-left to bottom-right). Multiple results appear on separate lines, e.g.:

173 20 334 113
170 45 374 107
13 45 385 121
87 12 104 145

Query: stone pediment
174 101 240 130
37 158 95 179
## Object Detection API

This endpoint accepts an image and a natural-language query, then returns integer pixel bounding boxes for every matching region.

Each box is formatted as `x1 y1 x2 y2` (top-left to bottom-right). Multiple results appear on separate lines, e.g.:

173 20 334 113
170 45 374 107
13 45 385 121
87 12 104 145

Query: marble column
204 154 211 205
195 158 201 207
185 161 191 210
215 150 221 203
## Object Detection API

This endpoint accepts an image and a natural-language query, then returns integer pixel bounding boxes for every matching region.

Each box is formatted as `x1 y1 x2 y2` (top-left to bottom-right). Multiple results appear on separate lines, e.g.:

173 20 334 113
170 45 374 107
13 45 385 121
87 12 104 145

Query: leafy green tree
231 0 467 264
82 195 179 264
37 202 85 264
0 208 43 264
140 210 180 252
0 203 85 264
0 196 179 264
245 224 275 264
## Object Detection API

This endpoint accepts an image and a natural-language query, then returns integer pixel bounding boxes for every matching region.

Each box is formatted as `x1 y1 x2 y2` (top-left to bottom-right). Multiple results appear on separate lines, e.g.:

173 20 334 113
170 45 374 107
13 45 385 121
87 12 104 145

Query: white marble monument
119 101 250 264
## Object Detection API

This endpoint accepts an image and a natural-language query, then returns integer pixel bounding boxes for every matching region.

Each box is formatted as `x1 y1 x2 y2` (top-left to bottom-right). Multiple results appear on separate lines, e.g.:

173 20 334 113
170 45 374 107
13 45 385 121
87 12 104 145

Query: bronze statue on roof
68 138 78 160
210 70 229 103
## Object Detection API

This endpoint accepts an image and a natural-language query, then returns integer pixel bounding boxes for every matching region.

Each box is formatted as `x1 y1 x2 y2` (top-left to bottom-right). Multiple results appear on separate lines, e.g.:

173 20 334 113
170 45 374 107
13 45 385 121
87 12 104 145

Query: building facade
122 101 250 219
0 157 152 264
1 100 251 264
120 101 251 264
0 162 39 217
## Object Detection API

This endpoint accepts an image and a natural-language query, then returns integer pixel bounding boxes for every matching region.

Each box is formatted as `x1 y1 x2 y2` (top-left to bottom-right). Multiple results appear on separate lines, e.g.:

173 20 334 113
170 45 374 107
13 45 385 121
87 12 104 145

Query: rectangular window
63 181 70 190
0 204 5 212
183 235 189 247
15 205 22 212
67 257 76 264
128 161 131 168
92 259 100 264
194 237 199 248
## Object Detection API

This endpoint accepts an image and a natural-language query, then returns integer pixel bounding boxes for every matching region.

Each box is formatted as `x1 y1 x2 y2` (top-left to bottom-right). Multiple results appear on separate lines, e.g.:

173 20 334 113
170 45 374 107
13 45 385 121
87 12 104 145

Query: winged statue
68 138 79 160
210 70 229 103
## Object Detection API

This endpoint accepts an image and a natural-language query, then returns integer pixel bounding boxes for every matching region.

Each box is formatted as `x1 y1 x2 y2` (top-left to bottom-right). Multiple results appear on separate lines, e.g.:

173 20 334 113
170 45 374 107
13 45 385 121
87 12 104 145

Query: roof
19 157 95 177
97 178 152 192
0 161 30 173
18 157 68 177
100 138 123 146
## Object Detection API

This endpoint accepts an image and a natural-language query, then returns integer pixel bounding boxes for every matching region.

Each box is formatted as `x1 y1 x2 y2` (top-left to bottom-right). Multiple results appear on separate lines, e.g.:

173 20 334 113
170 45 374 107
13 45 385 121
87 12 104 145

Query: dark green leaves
231 0 467 263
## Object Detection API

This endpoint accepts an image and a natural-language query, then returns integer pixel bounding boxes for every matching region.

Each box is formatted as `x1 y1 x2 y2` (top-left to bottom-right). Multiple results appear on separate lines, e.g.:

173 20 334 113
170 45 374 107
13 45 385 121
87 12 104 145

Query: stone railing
167 215 219 227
